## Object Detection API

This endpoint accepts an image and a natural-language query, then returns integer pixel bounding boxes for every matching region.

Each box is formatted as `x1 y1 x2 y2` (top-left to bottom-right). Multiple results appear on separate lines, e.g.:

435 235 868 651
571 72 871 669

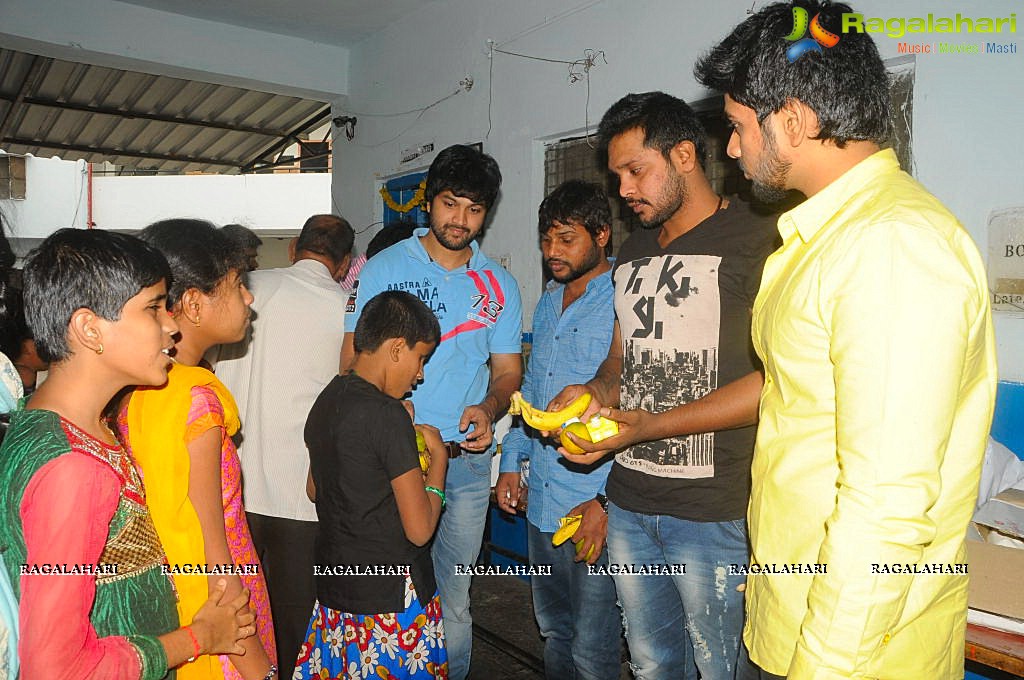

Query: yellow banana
552 514 582 546
416 431 430 473
509 391 592 431
575 540 596 561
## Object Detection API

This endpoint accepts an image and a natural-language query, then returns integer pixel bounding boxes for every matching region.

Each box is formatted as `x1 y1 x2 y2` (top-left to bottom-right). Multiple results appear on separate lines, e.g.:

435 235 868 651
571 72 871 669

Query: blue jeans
431 452 493 680
527 523 622 680
736 643 784 680
606 503 748 680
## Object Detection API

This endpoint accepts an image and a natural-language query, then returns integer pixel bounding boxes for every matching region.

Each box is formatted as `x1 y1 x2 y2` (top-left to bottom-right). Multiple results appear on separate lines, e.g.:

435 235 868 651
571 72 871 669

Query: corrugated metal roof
0 48 330 174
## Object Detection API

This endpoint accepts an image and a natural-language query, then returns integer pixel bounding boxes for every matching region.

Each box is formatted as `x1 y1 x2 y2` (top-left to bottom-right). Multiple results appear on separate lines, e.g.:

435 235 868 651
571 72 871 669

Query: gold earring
191 316 201 327
95 344 104 355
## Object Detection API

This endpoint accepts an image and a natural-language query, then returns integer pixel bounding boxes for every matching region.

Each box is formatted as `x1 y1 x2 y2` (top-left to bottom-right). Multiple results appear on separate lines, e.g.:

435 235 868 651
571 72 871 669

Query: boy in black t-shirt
299 290 449 679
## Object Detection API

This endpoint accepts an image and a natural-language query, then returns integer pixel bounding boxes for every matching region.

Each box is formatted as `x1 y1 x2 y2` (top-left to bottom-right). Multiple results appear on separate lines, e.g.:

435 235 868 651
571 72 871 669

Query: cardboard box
967 537 1024 619
967 488 1024 620
973 488 1024 538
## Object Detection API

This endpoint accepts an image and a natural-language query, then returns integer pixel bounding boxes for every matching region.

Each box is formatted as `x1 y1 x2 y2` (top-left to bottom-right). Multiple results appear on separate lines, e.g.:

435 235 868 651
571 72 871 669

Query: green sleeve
127 635 170 680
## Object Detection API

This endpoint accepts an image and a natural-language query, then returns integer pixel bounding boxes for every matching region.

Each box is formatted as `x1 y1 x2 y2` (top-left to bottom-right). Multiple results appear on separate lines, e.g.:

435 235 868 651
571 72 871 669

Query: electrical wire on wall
327 0 607 150
334 86 469 149
70 160 89 229
354 220 384 235
486 43 607 147
324 0 611 162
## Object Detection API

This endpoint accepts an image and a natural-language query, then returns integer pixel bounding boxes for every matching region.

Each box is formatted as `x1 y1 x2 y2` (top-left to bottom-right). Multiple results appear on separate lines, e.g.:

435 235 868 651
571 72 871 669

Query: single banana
416 431 430 473
551 514 582 546
509 391 592 431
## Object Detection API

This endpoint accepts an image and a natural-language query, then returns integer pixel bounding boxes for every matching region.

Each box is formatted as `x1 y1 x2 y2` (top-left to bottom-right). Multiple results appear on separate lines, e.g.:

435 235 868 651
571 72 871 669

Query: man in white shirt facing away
216 213 354 667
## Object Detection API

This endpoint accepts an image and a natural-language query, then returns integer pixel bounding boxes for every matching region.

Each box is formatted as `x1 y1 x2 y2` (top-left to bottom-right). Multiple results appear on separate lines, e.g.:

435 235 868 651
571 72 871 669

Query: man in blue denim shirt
496 180 622 680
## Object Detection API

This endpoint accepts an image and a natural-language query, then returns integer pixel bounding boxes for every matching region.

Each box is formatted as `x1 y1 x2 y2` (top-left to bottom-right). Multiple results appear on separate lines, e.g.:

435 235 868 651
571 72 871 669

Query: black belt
444 441 487 458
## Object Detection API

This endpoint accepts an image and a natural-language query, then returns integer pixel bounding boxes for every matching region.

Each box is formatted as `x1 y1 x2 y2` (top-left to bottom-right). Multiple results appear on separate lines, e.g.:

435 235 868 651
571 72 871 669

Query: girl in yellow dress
120 219 278 680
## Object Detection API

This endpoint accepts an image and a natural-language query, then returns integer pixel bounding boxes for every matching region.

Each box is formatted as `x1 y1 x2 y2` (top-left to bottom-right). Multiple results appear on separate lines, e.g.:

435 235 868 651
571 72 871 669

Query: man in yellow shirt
691 1 998 678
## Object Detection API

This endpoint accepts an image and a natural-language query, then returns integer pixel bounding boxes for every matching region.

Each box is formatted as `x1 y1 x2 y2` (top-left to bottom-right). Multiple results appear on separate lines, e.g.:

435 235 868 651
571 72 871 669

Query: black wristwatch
595 493 609 513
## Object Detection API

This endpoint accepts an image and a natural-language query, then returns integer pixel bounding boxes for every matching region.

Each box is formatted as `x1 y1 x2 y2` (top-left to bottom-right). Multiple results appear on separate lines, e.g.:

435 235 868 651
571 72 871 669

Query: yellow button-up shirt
746 149 997 679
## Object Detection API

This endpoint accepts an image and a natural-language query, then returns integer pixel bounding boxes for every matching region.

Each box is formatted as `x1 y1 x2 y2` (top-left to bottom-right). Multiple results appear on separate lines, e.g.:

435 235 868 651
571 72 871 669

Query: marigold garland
379 179 427 214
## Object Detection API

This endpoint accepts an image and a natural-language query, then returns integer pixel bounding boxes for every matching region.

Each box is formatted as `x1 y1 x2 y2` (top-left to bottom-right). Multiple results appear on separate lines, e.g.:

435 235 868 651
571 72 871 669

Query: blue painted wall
992 381 1024 459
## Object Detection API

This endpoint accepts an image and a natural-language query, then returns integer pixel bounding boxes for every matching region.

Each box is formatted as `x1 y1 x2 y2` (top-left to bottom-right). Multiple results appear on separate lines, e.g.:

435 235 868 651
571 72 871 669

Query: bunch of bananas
508 391 619 455
552 514 581 545
508 391 591 430
551 514 595 560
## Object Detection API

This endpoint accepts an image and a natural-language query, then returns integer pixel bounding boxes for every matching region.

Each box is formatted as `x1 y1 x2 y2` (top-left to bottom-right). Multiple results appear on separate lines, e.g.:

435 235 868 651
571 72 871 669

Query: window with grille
543 137 636 255
299 141 331 173
542 105 757 256
0 155 26 200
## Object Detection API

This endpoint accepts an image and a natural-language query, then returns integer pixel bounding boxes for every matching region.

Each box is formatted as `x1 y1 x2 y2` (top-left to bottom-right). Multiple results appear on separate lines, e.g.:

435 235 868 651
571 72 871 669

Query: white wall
0 0 349 99
0 154 90 238
332 0 1024 380
0 152 331 238
892 0 1024 384
93 173 333 232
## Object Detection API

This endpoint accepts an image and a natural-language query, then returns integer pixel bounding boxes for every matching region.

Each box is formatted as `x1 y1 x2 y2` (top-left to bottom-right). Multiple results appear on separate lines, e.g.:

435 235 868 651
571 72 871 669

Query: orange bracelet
184 625 201 663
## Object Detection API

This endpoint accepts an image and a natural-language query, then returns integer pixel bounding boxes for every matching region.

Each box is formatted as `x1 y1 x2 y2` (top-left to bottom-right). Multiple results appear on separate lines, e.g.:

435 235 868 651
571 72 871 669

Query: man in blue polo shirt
496 180 621 680
341 144 523 680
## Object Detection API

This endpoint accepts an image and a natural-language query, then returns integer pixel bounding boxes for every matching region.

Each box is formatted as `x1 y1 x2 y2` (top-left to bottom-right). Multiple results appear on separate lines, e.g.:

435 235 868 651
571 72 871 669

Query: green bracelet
424 485 446 509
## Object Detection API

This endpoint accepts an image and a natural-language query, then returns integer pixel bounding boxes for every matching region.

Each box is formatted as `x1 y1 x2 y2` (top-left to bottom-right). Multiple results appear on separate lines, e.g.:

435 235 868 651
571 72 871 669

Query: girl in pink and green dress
0 228 255 679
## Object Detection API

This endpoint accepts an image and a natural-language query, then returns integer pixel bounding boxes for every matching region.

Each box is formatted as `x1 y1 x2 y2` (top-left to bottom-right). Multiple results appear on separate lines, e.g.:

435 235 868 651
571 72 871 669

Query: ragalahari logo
785 6 841 62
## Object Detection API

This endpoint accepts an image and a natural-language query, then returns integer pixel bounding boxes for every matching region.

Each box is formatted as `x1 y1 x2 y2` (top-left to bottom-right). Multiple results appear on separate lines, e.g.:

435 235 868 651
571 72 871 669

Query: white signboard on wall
989 207 1024 316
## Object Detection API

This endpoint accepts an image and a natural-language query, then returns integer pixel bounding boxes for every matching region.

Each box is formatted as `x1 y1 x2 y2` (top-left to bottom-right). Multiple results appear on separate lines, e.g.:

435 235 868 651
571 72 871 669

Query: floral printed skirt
294 578 447 679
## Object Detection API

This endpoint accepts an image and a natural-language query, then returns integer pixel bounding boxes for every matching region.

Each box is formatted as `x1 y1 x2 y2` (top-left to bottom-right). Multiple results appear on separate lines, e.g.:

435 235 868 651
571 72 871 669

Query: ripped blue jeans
606 502 748 680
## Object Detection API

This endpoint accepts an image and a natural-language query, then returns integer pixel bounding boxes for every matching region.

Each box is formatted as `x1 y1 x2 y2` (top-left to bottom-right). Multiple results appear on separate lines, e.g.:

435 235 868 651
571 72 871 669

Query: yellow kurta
746 149 997 679
125 363 242 680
